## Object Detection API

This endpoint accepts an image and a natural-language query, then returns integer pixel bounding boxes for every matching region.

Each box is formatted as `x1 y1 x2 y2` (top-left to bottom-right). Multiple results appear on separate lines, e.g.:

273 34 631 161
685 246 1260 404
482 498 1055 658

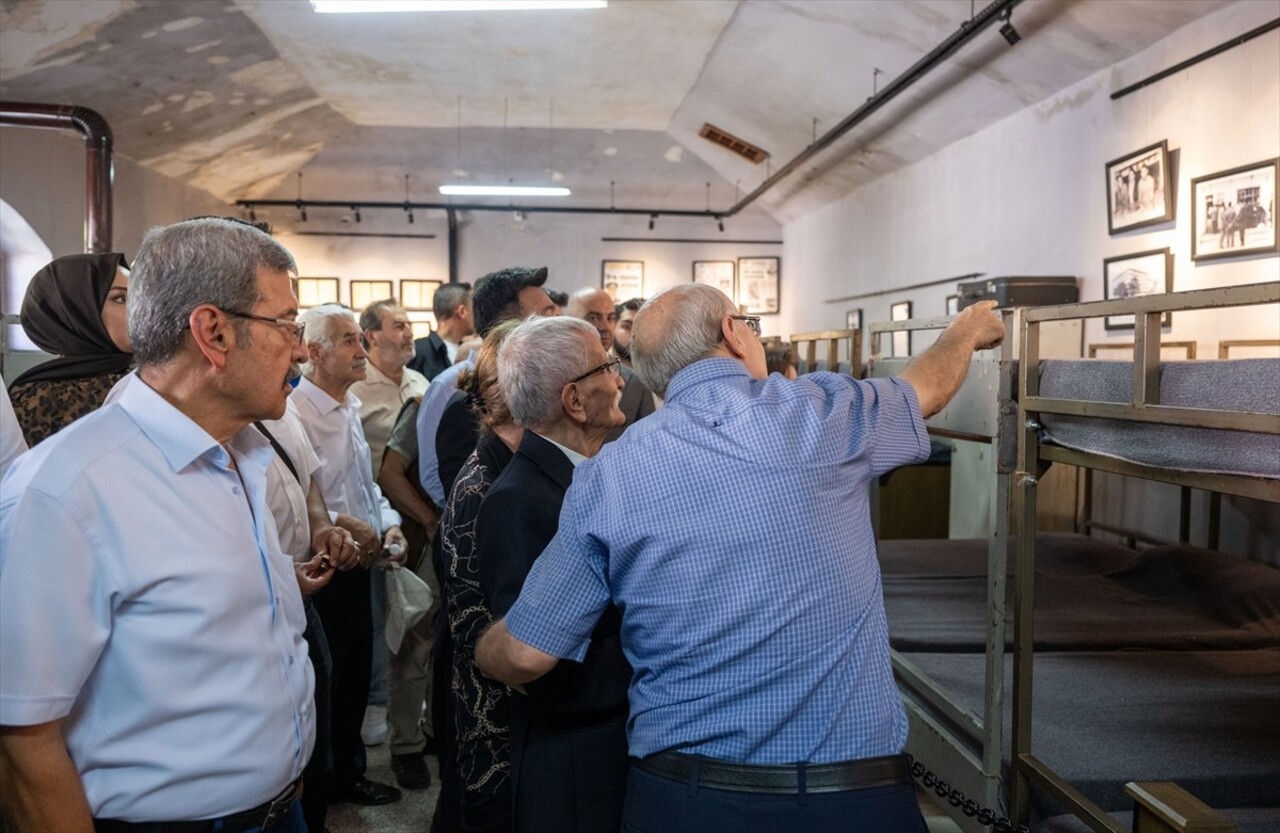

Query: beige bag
385 563 434 652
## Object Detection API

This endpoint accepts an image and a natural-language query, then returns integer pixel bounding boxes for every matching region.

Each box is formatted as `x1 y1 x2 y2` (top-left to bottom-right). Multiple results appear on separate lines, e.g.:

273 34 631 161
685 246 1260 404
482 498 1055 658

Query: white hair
300 304 357 376
632 284 731 397
498 316 599 428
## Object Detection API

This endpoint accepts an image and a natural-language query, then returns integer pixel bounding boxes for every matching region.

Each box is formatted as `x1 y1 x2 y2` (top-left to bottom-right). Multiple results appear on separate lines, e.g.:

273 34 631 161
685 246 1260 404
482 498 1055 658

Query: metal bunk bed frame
870 310 1021 833
1011 281 1280 832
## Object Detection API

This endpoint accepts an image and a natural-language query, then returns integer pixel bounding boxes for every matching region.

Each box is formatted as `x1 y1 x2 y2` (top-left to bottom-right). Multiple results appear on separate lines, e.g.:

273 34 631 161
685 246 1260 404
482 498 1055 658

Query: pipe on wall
0 101 114 253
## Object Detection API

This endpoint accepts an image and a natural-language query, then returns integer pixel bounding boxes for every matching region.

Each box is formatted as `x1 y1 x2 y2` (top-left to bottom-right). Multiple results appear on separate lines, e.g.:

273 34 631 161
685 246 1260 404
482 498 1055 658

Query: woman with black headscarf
8 252 132 445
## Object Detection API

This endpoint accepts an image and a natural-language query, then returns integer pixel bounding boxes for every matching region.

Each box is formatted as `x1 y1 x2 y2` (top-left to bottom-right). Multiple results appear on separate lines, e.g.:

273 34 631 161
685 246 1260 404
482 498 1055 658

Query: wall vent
698 123 770 164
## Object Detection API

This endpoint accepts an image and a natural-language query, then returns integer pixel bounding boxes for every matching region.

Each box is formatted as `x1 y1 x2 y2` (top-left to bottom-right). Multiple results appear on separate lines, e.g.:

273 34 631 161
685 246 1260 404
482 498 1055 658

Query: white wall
781 0 1280 356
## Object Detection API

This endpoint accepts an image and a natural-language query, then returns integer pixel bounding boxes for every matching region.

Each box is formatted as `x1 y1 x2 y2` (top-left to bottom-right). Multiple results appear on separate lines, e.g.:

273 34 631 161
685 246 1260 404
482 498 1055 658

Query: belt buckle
260 778 299 829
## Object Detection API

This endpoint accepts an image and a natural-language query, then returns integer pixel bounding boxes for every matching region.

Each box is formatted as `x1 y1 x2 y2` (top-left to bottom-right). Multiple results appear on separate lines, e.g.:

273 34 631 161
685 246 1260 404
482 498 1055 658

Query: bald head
568 287 618 350
631 284 738 397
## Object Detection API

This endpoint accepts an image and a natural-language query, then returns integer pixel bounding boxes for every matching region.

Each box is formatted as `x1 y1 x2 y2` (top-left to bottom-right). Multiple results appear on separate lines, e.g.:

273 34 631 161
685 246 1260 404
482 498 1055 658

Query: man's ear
188 305 233 370
305 339 324 365
719 316 749 360
559 382 588 426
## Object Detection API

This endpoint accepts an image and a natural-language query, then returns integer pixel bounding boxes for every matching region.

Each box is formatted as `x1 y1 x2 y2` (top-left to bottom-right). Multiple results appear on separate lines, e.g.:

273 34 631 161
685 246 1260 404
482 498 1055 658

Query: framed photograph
601 260 644 302
1106 140 1174 234
945 294 960 316
693 260 736 298
1103 248 1172 330
845 308 862 332
890 300 912 357
737 256 780 315
407 311 436 340
400 279 441 311
295 277 340 309
1191 158 1278 262
350 279 394 311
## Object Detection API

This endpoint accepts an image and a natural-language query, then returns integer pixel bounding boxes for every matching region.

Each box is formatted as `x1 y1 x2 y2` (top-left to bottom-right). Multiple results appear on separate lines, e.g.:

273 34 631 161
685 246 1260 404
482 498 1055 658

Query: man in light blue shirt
477 284 1004 833
0 218 315 831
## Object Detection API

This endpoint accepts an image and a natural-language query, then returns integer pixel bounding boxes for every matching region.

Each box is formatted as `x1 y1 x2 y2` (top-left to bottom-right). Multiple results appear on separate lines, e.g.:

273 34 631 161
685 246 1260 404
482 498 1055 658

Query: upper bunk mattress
1037 358 1280 478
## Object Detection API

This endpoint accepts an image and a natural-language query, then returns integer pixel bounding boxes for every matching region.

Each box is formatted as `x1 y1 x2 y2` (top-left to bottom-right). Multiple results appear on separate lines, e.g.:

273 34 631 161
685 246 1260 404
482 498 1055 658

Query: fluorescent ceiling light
439 185 571 197
312 0 606 12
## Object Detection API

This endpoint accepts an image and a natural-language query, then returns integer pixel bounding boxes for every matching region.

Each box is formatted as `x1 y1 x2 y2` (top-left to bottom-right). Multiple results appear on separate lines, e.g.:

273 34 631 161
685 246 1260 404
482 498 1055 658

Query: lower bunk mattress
903 648 1280 818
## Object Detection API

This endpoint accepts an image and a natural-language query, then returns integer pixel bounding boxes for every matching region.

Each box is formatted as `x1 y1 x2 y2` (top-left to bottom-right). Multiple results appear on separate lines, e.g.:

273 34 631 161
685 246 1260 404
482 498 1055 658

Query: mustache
286 362 303 385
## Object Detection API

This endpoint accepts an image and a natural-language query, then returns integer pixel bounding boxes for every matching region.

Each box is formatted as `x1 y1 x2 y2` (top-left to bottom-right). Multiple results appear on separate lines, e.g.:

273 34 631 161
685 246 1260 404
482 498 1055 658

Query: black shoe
422 735 441 757
330 777 402 805
391 752 433 789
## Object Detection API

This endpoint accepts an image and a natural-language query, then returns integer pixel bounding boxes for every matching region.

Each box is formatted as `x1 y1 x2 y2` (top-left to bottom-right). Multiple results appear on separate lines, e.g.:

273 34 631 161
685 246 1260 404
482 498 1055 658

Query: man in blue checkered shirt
477 284 1004 833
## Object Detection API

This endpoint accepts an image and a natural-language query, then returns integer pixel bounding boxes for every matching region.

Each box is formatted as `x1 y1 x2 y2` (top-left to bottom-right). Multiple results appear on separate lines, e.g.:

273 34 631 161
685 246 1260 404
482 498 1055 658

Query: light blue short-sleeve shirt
504 358 929 765
0 379 315 821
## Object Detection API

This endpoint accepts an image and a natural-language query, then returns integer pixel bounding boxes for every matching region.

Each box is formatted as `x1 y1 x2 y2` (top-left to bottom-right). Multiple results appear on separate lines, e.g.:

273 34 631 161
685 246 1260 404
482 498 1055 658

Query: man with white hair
293 303 408 807
567 287 655 442
474 315 631 833
477 284 1005 833
0 217 315 831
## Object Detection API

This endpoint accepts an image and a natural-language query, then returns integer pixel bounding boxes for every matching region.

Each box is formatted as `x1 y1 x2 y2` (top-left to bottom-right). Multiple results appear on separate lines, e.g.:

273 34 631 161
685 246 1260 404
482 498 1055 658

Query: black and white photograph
890 300 912 357
1103 248 1172 330
601 260 644 302
737 256 780 315
295 277 340 310
349 279 394 311
399 279 441 311
945 294 960 316
693 260 736 298
1191 158 1278 262
845 308 862 332
1106 140 1174 234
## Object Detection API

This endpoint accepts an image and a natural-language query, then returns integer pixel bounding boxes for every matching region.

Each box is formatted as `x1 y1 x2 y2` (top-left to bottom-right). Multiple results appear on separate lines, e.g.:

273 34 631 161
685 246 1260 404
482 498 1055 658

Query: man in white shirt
409 283 474 381
0 217 316 831
351 299 431 782
293 303 409 807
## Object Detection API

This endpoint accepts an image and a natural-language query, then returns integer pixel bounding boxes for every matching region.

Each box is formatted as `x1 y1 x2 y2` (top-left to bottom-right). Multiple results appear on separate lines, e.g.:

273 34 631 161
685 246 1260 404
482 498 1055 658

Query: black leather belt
94 776 302 833
634 751 911 795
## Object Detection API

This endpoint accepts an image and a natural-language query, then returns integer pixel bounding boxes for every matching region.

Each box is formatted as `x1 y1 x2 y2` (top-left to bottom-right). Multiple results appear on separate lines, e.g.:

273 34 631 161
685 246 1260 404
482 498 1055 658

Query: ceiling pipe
724 0 1022 217
236 0 1022 223
0 101 114 253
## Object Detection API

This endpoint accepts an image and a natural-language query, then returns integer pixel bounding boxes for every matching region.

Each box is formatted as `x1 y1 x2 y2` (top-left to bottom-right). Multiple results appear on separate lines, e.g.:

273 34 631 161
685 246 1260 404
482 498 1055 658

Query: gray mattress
879 536 1280 652
1037 358 1280 478
908 649 1280 817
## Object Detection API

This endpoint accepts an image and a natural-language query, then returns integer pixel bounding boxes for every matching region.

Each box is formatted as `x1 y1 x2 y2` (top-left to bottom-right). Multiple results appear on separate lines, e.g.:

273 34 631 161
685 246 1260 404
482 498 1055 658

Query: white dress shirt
0 381 27 482
349 360 427 481
258 397 323 561
0 377 314 821
292 376 401 534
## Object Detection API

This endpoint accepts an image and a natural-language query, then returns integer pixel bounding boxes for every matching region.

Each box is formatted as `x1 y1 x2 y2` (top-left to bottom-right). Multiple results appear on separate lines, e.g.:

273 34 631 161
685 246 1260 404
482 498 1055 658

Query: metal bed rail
1010 280 1280 831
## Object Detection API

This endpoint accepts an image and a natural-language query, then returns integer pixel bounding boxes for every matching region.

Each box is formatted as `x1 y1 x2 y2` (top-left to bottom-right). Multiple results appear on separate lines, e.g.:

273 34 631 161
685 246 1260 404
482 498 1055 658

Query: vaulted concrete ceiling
0 0 1236 227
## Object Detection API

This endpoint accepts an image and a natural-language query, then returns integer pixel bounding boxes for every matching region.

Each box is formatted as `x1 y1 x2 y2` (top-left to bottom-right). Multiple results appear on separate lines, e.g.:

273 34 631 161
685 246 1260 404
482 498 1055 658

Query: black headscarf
12 253 133 386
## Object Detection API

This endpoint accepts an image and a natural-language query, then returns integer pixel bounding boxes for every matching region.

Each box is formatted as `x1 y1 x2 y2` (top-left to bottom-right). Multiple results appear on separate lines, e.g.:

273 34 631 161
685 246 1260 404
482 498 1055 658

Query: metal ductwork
0 101 114 253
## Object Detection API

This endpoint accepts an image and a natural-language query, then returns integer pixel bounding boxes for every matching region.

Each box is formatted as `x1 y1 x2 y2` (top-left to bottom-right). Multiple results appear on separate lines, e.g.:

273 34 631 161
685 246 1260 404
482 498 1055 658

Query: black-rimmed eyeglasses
570 357 622 384
718 315 762 341
225 309 305 344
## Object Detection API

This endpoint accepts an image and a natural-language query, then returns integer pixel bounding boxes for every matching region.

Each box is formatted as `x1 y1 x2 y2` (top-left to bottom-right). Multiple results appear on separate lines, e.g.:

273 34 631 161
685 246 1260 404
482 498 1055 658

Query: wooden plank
1125 782 1235 833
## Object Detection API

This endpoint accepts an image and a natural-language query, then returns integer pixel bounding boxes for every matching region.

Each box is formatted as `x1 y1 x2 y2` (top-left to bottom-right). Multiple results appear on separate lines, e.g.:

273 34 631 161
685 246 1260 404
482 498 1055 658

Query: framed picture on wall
1103 248 1172 330
737 256 780 315
407 311 437 339
1190 157 1278 262
602 261 644 302
693 260 736 298
890 300 912 357
350 279 394 311
1106 140 1174 234
945 294 960 316
845 308 862 332
295 277 340 309
400 279 441 311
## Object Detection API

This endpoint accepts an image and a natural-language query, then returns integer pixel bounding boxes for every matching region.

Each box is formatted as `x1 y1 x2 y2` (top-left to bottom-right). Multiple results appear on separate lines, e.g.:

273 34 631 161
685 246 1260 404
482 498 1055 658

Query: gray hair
359 298 401 332
498 316 599 428
632 284 731 397
128 217 296 366
300 304 357 376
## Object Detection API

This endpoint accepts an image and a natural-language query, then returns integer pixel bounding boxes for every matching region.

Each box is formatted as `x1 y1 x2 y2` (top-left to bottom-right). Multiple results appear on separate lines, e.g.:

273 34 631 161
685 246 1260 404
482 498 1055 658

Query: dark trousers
312 567 371 787
511 715 628 833
430 531 463 833
300 601 333 833
620 766 927 833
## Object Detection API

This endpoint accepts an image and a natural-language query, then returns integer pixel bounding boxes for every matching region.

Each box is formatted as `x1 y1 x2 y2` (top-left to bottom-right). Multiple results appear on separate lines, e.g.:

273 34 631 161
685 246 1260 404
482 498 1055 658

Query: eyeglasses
570 357 622 384
225 309 305 344
718 315 762 342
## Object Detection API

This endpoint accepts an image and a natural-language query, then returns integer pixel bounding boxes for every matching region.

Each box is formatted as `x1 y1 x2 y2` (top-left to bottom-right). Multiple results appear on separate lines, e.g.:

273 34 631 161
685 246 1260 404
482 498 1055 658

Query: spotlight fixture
717 216 725 233
296 201 307 222
407 207 415 224
648 214 656 231
248 206 257 222
999 8 1020 45
312 0 607 11
353 206 362 223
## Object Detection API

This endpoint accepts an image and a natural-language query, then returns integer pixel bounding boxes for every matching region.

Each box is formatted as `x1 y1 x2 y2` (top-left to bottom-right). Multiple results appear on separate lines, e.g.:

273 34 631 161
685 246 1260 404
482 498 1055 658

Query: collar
117 375 272 473
534 431 587 468
295 375 359 414
663 357 752 403
519 430 575 490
